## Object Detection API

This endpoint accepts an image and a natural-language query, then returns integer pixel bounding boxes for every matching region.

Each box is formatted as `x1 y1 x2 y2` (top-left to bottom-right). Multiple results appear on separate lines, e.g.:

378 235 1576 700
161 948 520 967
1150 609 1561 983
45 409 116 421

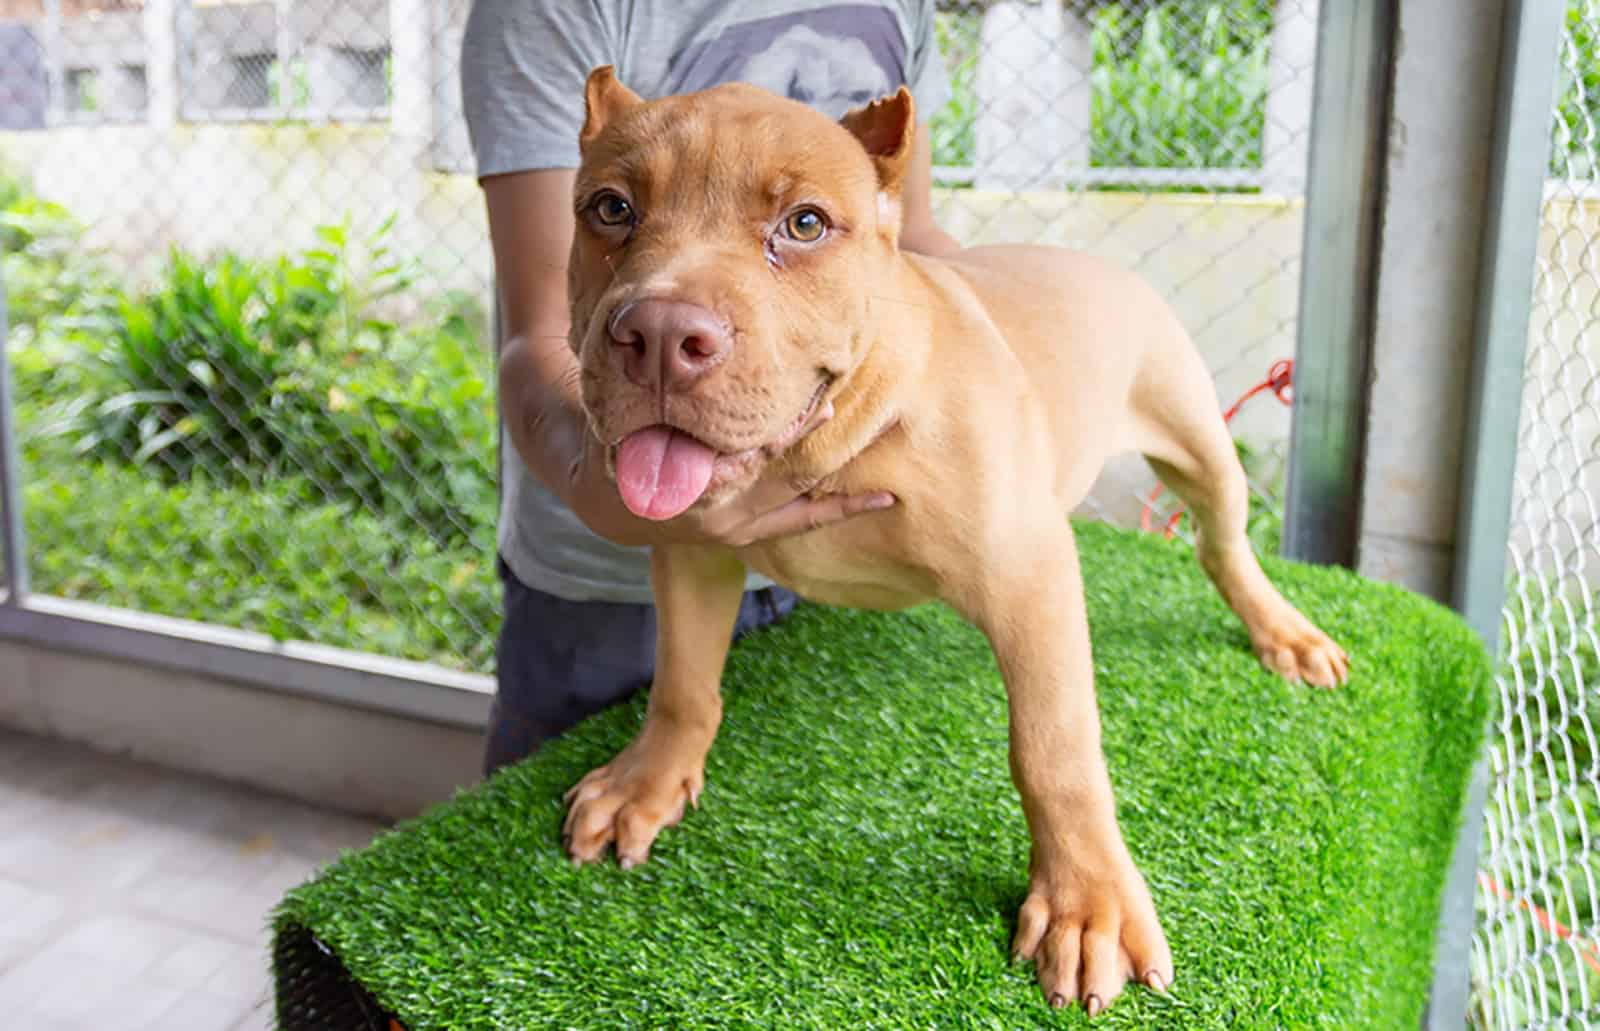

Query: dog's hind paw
1252 613 1349 688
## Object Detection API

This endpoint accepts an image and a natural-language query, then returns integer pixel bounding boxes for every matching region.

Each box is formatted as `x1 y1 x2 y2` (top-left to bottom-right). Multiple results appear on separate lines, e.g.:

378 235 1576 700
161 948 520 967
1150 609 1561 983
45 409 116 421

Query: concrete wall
0 636 485 820
2 123 489 298
0 23 46 129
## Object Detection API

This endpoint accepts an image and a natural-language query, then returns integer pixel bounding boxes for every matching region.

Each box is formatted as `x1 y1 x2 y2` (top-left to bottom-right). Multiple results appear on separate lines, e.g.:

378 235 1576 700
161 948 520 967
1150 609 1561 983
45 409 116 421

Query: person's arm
484 170 896 549
897 0 961 259
898 121 962 257
484 168 580 469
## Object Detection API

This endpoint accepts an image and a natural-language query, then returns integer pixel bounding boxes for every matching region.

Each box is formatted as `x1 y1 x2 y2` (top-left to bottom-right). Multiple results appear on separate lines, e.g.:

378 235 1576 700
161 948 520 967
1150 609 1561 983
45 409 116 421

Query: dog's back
901 244 1195 511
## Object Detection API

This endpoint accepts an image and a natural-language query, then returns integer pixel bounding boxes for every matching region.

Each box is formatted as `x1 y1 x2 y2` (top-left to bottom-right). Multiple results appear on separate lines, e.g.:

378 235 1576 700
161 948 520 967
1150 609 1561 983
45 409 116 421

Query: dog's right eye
591 192 635 227
782 208 828 243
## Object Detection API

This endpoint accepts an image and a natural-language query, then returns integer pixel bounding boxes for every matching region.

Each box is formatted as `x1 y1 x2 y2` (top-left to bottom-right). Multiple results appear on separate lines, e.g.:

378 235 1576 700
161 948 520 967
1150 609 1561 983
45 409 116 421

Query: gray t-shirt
461 0 951 603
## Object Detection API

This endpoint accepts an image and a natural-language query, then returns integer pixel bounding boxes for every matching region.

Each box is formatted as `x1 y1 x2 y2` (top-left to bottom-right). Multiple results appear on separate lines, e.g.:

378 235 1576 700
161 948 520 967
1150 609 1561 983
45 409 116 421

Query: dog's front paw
561 733 706 868
1251 609 1349 688
1012 851 1173 1017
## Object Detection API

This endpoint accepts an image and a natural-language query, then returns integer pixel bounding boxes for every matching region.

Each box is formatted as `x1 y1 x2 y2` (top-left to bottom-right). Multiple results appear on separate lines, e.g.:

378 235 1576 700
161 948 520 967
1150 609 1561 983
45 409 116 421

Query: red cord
1140 358 1295 539
1478 872 1600 976
1137 363 1600 977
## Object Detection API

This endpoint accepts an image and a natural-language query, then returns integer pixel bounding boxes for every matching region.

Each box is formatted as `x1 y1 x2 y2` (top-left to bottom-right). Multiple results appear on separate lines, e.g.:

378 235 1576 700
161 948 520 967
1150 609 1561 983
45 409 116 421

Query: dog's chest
738 525 936 612
739 416 950 609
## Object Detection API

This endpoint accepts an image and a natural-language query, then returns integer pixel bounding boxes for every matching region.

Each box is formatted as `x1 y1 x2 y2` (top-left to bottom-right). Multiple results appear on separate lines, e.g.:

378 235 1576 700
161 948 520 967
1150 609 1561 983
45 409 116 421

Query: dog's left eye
782 208 828 243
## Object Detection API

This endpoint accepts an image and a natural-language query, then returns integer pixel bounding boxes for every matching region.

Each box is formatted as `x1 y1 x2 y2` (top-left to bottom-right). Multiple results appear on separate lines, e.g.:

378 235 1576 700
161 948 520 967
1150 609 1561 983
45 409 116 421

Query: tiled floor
0 728 387 1030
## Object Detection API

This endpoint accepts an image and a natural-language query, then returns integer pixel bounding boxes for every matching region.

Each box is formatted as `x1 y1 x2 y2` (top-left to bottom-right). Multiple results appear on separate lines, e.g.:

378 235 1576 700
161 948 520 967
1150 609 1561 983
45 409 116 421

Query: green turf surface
273 522 1491 1029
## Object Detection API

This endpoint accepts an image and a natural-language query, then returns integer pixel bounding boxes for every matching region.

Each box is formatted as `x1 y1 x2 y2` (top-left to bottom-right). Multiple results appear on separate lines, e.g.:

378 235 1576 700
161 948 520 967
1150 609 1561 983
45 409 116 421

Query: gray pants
485 556 800 775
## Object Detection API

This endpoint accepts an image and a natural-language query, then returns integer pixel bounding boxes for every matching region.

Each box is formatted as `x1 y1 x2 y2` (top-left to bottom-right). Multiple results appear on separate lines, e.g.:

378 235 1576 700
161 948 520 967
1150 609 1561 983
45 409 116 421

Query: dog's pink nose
608 300 731 391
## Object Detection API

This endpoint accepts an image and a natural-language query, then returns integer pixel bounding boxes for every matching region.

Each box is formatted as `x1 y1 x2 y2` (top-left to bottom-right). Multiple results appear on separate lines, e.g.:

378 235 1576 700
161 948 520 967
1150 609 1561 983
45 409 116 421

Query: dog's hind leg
1129 346 1349 687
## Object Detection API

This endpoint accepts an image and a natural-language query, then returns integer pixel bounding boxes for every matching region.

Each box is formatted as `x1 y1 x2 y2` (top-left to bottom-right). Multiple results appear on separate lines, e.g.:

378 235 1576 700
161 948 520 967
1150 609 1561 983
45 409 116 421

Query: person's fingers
697 400 836 531
722 490 896 547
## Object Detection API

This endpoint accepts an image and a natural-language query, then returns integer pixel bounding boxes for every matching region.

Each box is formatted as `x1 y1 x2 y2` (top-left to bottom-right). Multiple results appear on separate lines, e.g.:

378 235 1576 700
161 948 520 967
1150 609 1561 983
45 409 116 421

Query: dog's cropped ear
581 65 644 147
839 86 917 191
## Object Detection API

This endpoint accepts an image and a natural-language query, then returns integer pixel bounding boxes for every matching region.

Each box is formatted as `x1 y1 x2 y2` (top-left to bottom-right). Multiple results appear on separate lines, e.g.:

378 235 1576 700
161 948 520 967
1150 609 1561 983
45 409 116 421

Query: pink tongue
615 427 717 521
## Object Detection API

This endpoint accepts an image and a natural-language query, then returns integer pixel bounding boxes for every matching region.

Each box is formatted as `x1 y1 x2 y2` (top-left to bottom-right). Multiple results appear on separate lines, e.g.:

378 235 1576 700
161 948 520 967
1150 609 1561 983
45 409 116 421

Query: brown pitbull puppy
557 66 1348 1014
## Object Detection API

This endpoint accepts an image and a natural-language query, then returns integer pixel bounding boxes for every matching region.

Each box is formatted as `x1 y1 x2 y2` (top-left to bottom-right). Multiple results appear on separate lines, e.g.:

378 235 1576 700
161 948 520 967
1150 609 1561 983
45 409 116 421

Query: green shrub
1553 0 1600 177
0 169 121 339
931 0 1600 180
1468 594 1600 1025
22 440 498 671
930 10 980 169
25 219 497 545
1090 3 1268 170
931 2 1272 180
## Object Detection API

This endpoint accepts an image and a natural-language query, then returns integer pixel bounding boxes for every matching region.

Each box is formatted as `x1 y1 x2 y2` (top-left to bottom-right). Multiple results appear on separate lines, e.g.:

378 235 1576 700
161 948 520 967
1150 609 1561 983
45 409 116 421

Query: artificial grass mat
272 522 1491 1030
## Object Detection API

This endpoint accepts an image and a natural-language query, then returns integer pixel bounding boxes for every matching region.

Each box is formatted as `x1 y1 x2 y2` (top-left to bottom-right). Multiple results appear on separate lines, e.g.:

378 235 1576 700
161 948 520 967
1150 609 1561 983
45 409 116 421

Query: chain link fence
11 3 1600 1024
930 0 1312 547
0 0 1317 673
1471 3 1600 1027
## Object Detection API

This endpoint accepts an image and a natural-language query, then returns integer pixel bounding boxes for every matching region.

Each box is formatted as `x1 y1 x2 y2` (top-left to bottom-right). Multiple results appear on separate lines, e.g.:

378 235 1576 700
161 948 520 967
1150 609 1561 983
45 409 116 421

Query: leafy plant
930 10 980 169
1 169 121 338
1090 3 1269 170
1 167 124 429
928 2 1274 184
21 440 498 671
26 217 497 544
1553 0 1600 178
267 56 313 110
1469 585 1600 1027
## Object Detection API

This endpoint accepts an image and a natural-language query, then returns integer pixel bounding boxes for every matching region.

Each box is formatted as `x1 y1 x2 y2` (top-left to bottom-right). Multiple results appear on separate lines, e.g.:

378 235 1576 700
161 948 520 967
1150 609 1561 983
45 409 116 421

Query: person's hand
530 392 897 550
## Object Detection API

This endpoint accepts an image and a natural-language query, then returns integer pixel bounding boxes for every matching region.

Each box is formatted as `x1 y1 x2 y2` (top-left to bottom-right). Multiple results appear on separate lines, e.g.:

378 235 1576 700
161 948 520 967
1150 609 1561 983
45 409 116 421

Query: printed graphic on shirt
665 5 905 119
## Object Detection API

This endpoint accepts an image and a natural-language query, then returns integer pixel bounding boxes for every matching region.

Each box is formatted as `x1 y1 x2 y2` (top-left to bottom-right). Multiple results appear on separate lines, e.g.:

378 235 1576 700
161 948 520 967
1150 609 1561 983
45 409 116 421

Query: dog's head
568 66 915 521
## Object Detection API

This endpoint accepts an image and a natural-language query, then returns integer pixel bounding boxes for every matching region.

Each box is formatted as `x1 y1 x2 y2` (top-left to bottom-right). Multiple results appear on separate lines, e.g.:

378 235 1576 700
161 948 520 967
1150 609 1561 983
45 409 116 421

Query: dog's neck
779 252 938 484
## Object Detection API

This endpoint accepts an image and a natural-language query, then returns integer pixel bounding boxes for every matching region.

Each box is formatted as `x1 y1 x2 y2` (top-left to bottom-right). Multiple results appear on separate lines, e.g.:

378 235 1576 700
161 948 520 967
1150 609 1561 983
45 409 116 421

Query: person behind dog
461 0 963 774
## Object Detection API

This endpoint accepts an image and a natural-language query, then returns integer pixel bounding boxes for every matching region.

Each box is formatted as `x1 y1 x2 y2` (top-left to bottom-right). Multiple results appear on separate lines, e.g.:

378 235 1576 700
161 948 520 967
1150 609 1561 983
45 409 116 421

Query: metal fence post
1261 0 1318 197
144 0 181 129
274 0 296 115
40 0 63 122
0 267 28 603
389 0 432 141
1280 0 1394 566
1452 2 1563 650
1425 3 1563 1029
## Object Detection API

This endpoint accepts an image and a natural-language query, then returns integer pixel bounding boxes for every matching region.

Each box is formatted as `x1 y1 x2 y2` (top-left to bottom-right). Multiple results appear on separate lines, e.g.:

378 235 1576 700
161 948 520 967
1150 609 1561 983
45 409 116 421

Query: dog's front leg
964 526 1173 1015
563 543 745 868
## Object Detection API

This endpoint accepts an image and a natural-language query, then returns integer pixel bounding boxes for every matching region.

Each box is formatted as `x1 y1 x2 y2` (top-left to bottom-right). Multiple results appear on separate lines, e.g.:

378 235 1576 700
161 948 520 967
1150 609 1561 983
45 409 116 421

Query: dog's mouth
611 378 832 522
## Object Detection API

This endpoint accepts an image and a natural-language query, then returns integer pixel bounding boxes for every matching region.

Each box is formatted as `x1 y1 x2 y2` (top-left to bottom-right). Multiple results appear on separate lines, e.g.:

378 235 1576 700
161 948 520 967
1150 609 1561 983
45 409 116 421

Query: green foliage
932 0 1600 180
268 56 313 111
1553 0 1600 177
930 10 980 169
0 168 121 339
1090 3 1268 170
24 218 497 544
4 167 500 661
931 2 1272 178
1468 595 1600 1026
22 437 497 671
276 522 1491 1029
